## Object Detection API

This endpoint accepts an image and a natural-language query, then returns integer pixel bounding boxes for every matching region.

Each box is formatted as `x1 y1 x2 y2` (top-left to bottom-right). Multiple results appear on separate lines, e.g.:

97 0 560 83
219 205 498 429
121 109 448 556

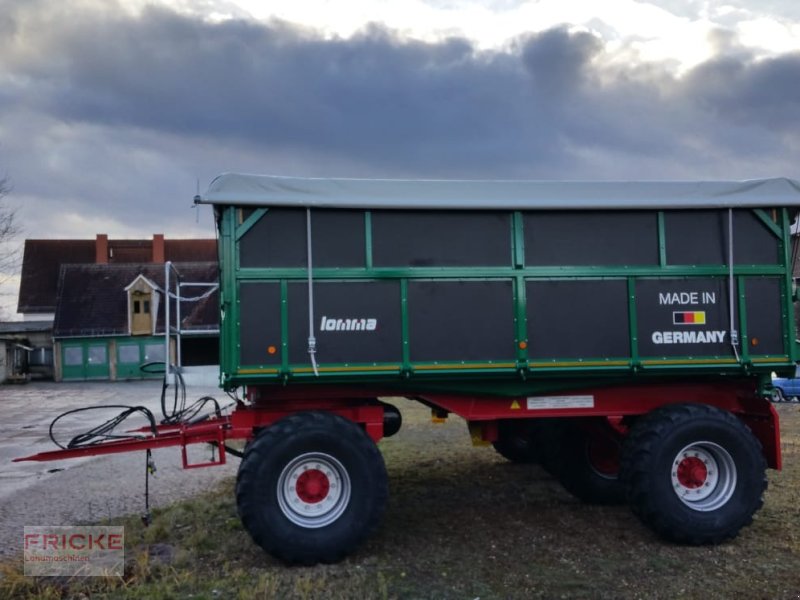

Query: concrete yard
0 380 238 557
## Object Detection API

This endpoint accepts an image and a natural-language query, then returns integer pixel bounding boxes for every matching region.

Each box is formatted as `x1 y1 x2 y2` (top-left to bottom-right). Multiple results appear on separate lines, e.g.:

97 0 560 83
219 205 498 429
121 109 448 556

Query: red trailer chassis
16 380 780 470
15 379 781 564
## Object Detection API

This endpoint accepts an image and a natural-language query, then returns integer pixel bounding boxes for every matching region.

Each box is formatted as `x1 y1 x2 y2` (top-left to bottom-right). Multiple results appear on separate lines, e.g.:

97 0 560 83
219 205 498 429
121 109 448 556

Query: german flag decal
673 311 706 325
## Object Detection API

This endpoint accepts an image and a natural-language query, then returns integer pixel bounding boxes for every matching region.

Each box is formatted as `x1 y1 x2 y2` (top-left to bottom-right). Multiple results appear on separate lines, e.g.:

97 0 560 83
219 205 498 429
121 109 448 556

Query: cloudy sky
1 0 800 316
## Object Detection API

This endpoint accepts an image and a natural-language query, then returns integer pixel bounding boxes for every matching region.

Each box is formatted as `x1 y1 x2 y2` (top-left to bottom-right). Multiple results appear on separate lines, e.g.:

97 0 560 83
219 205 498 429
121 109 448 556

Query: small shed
0 321 54 383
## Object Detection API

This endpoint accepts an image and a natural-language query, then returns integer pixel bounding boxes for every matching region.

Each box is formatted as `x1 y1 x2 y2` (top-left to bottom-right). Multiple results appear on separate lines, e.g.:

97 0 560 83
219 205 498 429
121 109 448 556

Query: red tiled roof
18 237 217 314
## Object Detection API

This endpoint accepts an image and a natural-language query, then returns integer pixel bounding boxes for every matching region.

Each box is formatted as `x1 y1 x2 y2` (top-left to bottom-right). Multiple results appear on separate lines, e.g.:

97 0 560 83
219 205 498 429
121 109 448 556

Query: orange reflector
267 346 277 355
519 341 528 350
468 422 491 447
431 408 448 424
751 338 759 346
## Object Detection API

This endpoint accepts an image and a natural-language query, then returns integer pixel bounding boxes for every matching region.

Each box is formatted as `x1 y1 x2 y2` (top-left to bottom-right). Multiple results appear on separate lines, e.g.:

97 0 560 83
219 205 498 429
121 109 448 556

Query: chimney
96 234 108 264
152 234 165 263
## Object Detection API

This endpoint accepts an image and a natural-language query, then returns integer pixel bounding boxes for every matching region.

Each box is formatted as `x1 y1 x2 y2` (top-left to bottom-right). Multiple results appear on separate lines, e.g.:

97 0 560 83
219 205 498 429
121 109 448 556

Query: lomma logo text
320 316 377 332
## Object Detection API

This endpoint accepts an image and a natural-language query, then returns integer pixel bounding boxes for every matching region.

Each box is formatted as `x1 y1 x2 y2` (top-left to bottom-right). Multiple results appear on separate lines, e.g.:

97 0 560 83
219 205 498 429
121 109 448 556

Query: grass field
2 400 799 599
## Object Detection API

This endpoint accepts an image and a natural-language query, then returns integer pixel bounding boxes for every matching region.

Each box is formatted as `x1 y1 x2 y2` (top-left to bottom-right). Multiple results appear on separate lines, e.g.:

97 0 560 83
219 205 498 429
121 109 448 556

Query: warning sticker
526 395 595 410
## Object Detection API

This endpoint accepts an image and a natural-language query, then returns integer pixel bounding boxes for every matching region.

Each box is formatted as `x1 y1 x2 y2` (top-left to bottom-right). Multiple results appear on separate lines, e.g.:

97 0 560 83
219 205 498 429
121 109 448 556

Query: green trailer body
204 175 800 396
189 174 800 563
21 175 800 567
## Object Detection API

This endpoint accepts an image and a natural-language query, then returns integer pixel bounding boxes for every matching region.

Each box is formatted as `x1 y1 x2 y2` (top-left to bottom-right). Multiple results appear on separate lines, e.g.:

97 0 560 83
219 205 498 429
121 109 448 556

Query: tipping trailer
17 174 800 564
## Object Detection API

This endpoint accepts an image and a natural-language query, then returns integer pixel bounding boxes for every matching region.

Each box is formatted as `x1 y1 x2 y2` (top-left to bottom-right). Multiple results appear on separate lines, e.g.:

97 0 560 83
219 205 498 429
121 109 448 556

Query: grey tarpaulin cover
198 173 800 210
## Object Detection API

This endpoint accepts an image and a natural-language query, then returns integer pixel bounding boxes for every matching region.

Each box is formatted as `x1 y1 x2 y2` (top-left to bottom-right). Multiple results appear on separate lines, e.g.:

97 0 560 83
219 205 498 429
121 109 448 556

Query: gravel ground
0 380 239 557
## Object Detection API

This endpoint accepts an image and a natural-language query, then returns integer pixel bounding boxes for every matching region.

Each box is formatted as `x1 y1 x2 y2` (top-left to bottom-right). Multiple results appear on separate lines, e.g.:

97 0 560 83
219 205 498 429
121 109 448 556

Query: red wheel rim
676 456 708 489
587 436 620 477
295 469 330 504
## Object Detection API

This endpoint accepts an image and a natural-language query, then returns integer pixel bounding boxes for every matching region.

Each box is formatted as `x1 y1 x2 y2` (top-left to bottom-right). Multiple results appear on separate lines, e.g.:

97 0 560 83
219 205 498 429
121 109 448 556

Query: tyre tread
620 403 767 545
236 411 388 564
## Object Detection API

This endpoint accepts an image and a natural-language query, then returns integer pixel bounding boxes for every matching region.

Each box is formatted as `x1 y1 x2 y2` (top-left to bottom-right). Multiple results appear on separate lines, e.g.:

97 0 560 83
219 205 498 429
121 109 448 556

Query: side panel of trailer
218 206 797 392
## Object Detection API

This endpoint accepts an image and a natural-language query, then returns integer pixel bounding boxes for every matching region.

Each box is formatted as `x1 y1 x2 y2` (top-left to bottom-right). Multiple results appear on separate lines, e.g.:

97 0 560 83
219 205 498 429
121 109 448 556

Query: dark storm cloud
685 53 800 129
520 27 602 94
48 12 535 171
3 1 800 316
2 1 800 179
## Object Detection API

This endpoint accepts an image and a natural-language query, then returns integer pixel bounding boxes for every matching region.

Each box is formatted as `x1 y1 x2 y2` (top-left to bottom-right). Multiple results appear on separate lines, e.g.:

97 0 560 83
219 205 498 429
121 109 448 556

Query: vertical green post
515 275 528 365
737 276 749 364
512 212 527 364
365 211 373 270
627 277 639 366
512 211 525 268
280 279 289 374
400 278 410 372
219 207 239 386
780 208 796 361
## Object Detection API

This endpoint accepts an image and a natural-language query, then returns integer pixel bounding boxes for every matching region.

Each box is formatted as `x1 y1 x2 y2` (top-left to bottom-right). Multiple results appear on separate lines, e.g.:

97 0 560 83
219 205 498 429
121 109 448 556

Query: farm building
11 234 218 381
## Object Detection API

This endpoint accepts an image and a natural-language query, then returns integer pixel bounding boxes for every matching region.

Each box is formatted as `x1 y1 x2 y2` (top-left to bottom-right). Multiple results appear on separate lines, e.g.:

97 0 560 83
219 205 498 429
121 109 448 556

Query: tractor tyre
236 411 388 564
620 403 766 544
544 419 626 505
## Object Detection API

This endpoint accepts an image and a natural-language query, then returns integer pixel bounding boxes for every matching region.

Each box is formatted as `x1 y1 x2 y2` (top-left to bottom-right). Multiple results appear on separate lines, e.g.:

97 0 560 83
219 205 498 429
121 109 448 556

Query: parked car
772 367 800 402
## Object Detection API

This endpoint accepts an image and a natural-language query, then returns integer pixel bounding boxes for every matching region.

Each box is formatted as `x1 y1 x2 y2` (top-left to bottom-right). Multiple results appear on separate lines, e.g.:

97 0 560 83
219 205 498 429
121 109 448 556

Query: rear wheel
544 419 626 505
621 404 766 544
492 420 541 463
236 411 388 564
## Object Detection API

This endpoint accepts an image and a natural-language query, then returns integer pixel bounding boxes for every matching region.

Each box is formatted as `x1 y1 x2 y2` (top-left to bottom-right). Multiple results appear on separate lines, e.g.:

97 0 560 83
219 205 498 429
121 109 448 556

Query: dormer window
125 275 160 336
133 298 151 315
131 291 152 334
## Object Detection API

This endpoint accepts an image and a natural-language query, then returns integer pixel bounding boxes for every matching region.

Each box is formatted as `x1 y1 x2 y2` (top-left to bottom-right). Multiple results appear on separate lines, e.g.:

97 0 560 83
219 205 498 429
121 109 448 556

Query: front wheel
621 404 766 545
236 412 388 564
772 388 786 402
